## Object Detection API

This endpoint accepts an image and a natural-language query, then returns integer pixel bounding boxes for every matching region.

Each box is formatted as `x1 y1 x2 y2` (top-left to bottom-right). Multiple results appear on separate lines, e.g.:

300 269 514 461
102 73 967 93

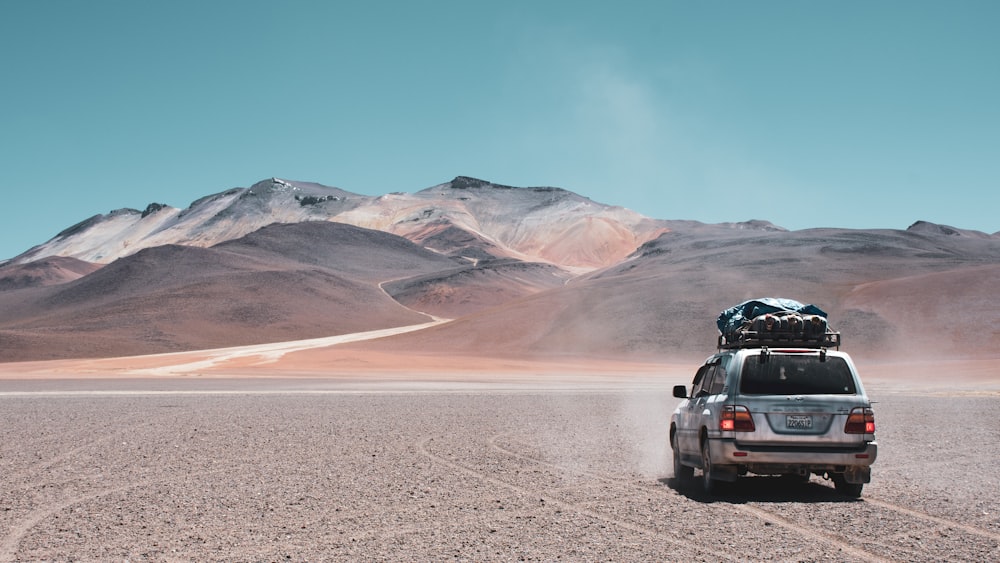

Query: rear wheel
832 474 864 497
672 433 693 483
701 439 722 494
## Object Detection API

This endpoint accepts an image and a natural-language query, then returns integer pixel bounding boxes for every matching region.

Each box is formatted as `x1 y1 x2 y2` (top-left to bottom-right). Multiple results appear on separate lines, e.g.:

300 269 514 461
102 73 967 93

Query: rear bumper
709 438 878 468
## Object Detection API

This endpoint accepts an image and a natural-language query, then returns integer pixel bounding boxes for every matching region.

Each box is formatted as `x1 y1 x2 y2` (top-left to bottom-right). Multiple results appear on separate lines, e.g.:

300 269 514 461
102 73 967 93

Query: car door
677 362 717 455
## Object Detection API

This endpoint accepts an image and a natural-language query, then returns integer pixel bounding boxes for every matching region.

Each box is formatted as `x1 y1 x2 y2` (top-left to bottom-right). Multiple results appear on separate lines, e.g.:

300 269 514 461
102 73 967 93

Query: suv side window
706 364 727 395
691 364 712 397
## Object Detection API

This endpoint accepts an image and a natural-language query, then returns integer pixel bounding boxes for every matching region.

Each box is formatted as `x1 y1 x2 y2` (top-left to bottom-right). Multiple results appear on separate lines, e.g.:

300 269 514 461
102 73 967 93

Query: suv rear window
739 355 857 395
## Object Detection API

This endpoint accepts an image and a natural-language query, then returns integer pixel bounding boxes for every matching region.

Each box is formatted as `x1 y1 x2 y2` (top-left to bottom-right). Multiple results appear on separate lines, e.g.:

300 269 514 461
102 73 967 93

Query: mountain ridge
1 176 998 363
6 177 997 269
7 176 668 270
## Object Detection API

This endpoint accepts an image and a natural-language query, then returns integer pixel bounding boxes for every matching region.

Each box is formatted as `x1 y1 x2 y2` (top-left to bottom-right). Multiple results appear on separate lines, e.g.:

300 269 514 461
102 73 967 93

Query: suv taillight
844 407 875 434
721 405 755 432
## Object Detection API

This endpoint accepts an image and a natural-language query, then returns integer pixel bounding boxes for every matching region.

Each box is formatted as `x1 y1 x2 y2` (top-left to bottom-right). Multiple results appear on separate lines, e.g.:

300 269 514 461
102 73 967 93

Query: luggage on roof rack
716 298 841 350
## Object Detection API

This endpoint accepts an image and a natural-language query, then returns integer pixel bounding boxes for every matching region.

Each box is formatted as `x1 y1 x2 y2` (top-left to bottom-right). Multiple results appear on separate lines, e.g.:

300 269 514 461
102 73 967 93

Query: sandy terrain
1 338 998 562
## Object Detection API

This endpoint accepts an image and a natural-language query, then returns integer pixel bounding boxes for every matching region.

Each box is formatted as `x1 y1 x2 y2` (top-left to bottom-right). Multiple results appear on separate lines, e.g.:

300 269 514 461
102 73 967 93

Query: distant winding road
129 318 448 376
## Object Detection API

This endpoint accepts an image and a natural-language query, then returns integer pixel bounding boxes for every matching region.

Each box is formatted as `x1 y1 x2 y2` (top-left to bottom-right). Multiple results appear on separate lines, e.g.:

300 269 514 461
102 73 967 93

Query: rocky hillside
1 177 998 362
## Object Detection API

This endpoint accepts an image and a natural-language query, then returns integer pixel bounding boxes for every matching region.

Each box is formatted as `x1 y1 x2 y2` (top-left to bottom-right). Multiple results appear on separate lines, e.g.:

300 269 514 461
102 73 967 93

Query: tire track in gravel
0 469 227 561
863 497 1000 544
488 433 891 563
416 435 742 562
732 503 893 563
3 429 133 491
492 434 1000 562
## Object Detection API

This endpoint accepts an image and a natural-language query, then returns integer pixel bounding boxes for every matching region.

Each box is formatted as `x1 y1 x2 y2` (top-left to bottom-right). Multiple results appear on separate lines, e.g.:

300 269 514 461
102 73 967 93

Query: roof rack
718 330 841 350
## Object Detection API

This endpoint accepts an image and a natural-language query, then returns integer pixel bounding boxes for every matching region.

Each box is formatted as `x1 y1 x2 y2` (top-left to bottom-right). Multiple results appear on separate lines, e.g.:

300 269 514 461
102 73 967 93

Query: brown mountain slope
325 226 1000 363
0 256 102 291
211 221 465 282
0 222 462 361
841 264 1000 356
382 259 573 318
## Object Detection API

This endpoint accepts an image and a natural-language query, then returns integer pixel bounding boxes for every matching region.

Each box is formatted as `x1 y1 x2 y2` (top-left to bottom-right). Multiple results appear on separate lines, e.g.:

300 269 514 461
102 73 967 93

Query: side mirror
673 385 689 399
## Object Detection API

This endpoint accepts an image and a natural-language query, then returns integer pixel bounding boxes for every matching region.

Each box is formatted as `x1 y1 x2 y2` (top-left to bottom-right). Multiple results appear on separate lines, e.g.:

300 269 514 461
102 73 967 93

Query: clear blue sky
2 1 998 260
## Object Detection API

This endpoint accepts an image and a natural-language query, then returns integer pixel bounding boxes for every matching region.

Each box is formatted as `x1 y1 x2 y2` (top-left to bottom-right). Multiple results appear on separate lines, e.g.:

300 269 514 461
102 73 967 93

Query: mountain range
1 176 998 363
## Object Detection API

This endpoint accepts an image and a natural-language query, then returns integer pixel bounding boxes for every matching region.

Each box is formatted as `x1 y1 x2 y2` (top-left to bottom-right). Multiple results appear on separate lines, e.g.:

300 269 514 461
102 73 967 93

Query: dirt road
1 377 997 561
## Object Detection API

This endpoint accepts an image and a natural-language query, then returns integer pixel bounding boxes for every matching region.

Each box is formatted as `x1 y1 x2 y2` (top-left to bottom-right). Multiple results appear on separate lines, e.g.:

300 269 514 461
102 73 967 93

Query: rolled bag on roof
716 297 827 335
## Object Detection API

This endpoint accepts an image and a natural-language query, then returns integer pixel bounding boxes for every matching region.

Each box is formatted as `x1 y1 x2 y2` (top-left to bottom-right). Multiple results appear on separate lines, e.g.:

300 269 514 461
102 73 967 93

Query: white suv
670 340 877 496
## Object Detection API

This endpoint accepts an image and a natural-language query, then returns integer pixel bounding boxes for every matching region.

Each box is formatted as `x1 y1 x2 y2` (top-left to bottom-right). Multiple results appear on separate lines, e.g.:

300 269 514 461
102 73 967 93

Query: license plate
786 415 813 429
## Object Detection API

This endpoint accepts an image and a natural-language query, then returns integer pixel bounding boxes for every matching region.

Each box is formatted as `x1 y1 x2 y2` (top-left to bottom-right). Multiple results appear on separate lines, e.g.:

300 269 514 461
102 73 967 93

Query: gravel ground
0 378 997 562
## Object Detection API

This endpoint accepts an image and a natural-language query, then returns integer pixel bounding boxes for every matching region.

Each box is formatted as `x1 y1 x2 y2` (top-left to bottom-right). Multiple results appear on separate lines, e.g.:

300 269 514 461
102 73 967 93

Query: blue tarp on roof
717 298 827 335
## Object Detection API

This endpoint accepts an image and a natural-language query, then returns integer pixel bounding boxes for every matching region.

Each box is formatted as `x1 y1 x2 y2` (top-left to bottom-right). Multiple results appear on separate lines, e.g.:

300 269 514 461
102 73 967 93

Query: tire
701 439 722 495
832 474 864 498
672 433 693 483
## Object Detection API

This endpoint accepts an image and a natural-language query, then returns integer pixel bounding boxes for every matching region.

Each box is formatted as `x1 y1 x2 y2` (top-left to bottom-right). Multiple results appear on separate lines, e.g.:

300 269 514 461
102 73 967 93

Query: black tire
701 439 722 495
832 474 864 498
672 433 693 483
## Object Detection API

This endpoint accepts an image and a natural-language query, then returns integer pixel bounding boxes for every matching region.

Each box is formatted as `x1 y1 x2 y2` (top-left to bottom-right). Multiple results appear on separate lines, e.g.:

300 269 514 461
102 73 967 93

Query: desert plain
1 338 998 562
